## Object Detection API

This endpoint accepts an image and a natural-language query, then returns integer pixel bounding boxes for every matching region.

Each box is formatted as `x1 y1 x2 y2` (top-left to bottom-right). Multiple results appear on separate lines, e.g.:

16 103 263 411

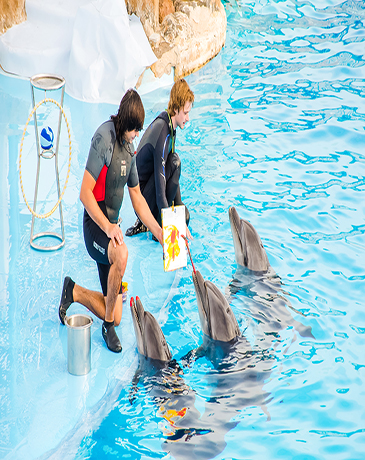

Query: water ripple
309 428 365 438
291 224 365 244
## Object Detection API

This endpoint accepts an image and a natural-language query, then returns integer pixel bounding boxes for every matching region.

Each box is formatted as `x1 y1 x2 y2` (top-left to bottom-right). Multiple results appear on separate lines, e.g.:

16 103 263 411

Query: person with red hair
126 79 194 239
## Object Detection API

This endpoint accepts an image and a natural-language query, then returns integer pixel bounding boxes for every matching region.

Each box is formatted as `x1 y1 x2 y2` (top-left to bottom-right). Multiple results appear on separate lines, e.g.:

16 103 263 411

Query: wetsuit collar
165 110 176 154
121 138 135 157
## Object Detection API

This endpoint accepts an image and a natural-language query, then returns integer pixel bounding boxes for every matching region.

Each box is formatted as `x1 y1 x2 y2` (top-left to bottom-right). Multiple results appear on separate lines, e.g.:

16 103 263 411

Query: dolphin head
229 206 270 272
130 296 172 362
192 270 241 342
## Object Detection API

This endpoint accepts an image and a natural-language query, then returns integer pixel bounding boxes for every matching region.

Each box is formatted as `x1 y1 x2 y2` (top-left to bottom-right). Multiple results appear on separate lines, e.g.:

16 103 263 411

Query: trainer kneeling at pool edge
58 89 163 353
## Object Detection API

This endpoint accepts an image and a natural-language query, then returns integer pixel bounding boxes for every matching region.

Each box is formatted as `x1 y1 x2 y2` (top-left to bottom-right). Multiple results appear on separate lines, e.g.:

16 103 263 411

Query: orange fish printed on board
164 225 181 271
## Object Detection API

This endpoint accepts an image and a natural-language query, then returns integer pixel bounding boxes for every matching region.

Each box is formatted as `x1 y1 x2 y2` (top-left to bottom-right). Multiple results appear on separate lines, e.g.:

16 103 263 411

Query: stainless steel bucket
65 314 93 375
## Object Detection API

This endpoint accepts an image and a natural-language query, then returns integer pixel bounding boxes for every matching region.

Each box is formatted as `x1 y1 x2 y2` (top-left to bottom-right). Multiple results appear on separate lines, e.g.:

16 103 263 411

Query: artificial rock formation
159 0 175 23
0 0 26 35
126 0 226 80
0 0 226 83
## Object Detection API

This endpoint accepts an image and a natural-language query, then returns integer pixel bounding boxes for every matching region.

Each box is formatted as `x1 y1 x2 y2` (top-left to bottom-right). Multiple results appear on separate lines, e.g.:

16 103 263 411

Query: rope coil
19 98 72 219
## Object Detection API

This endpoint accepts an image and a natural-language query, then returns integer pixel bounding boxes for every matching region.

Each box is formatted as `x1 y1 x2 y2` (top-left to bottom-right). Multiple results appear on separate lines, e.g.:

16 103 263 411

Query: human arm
80 170 124 248
128 184 163 245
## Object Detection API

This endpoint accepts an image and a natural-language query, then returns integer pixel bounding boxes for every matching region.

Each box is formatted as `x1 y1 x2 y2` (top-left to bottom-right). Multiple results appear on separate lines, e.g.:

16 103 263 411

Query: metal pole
30 84 42 244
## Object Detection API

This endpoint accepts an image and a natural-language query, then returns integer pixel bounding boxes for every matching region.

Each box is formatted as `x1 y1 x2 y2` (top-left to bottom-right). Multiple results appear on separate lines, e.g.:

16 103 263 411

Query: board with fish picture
161 205 187 272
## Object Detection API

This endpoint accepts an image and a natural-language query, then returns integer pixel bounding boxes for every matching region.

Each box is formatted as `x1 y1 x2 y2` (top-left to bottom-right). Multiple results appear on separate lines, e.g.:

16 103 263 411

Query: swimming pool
1 0 365 458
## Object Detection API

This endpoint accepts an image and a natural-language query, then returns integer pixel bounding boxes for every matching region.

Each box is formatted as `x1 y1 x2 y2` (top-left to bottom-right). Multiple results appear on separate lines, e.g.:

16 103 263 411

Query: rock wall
0 0 26 35
126 0 227 80
1 0 226 82
126 0 159 32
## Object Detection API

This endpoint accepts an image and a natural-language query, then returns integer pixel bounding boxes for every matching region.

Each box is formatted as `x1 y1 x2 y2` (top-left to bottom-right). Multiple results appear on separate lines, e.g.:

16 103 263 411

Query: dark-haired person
58 89 162 353
126 79 194 239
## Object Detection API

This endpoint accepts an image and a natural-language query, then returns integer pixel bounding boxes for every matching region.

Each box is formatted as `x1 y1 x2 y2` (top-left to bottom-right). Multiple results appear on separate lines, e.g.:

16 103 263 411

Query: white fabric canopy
0 0 157 103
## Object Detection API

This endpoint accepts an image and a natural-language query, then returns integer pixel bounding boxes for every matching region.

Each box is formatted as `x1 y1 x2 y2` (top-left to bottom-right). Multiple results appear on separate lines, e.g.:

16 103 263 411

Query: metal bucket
65 314 93 375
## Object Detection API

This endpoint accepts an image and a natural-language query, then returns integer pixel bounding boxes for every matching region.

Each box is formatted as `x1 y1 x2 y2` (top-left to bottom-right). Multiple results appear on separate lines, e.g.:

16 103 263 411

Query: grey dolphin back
229 206 270 272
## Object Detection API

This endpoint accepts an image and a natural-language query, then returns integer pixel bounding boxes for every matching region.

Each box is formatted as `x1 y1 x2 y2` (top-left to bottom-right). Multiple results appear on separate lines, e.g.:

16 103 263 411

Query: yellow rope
19 98 72 219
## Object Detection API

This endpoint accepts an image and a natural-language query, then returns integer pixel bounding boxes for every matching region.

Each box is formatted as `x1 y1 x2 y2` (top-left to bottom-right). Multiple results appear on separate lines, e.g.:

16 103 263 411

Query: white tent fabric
0 0 157 104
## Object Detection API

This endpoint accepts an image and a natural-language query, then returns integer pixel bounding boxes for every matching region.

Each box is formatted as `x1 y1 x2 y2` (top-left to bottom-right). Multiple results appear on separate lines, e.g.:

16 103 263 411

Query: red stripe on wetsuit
93 164 108 201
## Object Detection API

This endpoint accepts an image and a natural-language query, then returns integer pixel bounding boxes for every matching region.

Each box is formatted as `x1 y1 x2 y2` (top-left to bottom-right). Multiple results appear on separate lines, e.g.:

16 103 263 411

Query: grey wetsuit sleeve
127 155 139 188
85 123 114 180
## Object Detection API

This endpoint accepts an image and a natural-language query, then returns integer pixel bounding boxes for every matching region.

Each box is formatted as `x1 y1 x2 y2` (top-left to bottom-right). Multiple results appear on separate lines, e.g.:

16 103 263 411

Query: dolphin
188 269 273 430
228 206 314 344
129 297 219 458
192 269 241 343
229 205 270 272
130 295 172 362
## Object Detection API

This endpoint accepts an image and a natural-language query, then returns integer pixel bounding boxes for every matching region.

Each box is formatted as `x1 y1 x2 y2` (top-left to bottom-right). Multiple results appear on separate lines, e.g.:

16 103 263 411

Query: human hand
156 227 163 246
107 223 124 247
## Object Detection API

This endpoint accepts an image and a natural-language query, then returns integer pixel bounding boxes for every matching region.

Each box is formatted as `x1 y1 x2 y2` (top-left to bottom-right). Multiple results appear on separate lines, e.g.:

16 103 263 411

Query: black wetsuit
83 120 139 295
136 111 189 225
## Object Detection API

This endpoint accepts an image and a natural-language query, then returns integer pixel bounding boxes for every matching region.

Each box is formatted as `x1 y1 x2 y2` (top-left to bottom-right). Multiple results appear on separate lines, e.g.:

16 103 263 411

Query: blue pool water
1 0 365 459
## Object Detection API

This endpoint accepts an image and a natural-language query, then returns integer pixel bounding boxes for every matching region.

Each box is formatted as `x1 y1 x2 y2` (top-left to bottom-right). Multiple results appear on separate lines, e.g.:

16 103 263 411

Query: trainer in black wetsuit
126 78 194 237
138 111 188 224
58 89 163 353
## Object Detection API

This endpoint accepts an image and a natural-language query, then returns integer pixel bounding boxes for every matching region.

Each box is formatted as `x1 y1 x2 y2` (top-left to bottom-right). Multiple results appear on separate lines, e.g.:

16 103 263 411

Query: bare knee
108 241 128 275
